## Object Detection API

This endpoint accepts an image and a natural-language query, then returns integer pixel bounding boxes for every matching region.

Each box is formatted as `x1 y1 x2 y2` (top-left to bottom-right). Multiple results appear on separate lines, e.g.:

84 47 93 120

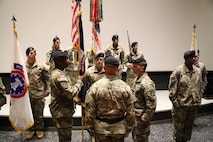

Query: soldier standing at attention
131 57 156 142
124 42 144 87
25 47 51 140
49 50 84 142
104 34 125 79
85 56 136 142
84 52 105 91
168 50 202 142
46 36 64 72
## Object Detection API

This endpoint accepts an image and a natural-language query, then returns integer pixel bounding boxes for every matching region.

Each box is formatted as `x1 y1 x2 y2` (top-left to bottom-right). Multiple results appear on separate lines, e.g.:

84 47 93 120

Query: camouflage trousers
29 97 45 131
95 134 125 142
172 106 198 142
132 116 150 142
49 104 74 142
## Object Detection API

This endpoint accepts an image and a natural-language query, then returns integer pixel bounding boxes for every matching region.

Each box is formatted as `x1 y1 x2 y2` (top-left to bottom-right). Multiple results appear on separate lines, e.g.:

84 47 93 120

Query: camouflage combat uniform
124 51 144 87
104 45 125 78
49 68 83 142
84 65 105 90
168 64 202 142
26 60 51 131
85 75 136 142
0 77 6 108
46 46 65 72
196 62 208 91
86 50 95 68
132 73 156 142
66 47 80 86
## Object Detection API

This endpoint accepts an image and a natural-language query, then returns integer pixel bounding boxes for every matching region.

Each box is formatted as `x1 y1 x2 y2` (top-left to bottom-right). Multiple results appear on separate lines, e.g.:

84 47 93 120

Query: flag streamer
90 0 103 55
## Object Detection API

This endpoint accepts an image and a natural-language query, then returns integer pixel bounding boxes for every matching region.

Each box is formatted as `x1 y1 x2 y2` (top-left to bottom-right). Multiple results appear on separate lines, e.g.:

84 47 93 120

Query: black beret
52 50 68 59
94 52 104 59
53 36 60 43
104 56 119 67
184 50 195 59
133 57 147 64
26 47 35 55
112 34 119 40
131 42 138 48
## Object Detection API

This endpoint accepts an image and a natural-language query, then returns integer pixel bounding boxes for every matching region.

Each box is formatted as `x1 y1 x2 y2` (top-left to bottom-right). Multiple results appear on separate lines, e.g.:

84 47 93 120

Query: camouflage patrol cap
52 50 68 60
104 56 119 67
112 34 119 41
184 50 195 59
131 42 138 48
26 47 35 55
94 52 104 59
133 57 147 64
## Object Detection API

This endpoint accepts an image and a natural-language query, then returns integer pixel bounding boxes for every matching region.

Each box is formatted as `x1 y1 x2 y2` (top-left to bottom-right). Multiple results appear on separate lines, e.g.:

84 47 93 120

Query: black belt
96 115 126 124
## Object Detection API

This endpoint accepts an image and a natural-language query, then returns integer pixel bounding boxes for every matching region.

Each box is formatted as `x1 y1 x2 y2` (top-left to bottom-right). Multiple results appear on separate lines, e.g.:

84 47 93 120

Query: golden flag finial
11 15 18 38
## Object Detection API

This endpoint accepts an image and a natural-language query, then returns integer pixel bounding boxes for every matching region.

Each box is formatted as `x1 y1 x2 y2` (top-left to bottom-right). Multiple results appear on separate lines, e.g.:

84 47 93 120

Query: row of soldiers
22 34 155 142
0 33 208 142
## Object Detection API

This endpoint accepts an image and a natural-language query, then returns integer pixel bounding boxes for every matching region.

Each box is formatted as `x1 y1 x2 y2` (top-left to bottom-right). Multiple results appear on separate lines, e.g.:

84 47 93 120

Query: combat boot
36 131 44 139
26 131 35 139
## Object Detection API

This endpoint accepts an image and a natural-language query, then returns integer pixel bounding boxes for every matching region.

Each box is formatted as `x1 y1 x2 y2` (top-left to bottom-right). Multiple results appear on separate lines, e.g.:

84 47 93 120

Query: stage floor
1 90 213 118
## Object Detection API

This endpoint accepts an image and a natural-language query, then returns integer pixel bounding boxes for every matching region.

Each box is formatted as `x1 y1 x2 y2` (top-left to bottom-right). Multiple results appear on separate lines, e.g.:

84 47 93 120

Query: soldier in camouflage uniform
84 52 105 90
25 47 51 139
168 50 202 142
124 42 144 87
104 34 125 79
86 49 95 68
49 50 84 142
66 47 80 86
85 56 136 142
0 77 6 109
131 57 156 142
46 36 64 72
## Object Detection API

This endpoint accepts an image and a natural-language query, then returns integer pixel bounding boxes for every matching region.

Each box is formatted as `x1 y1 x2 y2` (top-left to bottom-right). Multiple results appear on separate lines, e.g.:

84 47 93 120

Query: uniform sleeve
120 49 125 68
85 85 96 137
142 82 156 120
125 87 136 132
46 50 51 64
57 75 83 100
168 70 180 108
201 65 208 90
42 63 51 94
124 54 132 69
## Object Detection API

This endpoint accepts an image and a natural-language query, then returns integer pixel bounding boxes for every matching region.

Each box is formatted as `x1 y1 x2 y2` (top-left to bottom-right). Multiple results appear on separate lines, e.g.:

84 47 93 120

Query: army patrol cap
52 50 68 60
26 47 35 55
184 50 195 59
131 42 138 48
104 56 120 67
53 36 60 43
94 52 104 59
133 57 147 64
112 34 119 41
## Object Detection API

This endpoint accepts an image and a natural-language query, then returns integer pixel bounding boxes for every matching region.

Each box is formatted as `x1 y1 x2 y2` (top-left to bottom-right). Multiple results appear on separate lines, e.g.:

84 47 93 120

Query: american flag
71 0 85 75
90 0 103 55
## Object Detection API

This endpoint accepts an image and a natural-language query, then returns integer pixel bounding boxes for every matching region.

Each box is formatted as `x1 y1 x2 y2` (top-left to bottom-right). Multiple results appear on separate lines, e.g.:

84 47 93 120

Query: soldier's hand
44 92 50 97
78 75 85 81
